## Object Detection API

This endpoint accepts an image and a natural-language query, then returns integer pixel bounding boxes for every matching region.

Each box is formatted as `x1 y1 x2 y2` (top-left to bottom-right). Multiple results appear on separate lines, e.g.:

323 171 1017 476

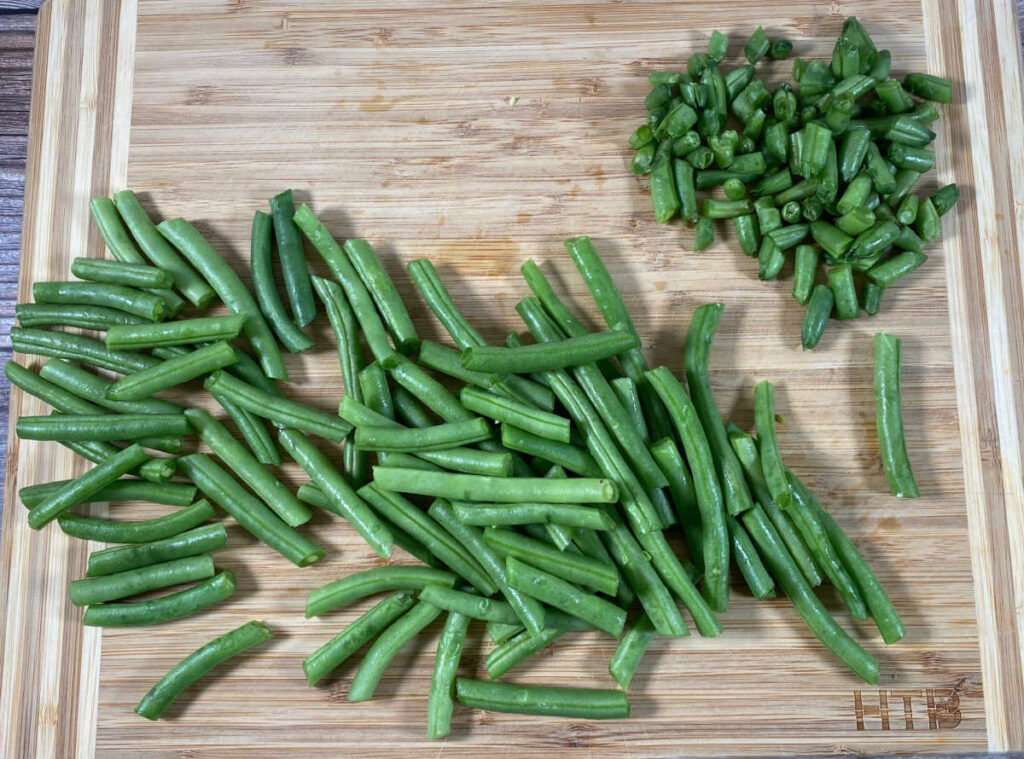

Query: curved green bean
15 303 146 330
506 557 626 637
136 620 273 720
82 570 236 627
873 332 918 497
107 341 238 401
269 189 316 326
58 499 215 543
343 237 419 355
110 191 216 307
303 593 415 686
427 610 471 739
106 314 246 351
86 522 226 576
485 626 566 680
71 555 215 606
33 281 168 322
292 204 395 361
354 418 491 452
306 566 457 618
26 443 150 529
156 217 287 380
371 466 616 504
11 327 158 375
456 678 630 719
645 366 729 613
205 370 352 443
250 210 315 352
186 408 310 527
179 454 325 567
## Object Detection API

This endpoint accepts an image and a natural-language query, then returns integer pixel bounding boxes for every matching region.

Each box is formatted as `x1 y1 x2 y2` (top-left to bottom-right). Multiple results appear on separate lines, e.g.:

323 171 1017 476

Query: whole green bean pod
250 210 315 353
110 191 215 307
156 217 287 380
179 454 325 567
106 314 247 351
136 620 274 720
16 414 188 442
82 570 236 628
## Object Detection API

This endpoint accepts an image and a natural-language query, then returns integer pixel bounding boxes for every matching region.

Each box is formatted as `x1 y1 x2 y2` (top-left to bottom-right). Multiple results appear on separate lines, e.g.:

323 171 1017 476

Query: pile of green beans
9 188 907 732
629 17 958 348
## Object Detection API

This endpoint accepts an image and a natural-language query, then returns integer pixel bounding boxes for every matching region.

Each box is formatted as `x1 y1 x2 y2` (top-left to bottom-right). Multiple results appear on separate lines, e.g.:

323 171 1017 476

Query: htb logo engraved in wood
852 684 963 730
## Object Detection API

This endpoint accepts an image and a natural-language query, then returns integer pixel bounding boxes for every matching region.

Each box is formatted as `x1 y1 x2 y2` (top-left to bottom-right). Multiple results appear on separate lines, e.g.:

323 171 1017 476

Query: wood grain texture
0 0 1021 756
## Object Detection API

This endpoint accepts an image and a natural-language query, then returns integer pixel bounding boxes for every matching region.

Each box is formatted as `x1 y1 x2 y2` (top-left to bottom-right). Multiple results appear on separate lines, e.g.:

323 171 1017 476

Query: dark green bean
20 478 195 509
14 303 144 330
649 156 680 223
306 565 456 618
609 613 656 689
179 453 325 567
500 425 601 478
456 678 630 720
930 184 959 216
418 585 520 625
649 436 700 550
485 626 566 680
835 207 875 236
915 197 941 242
462 329 639 375
873 332 919 497
268 189 316 326
86 522 226 577
250 210 315 353
693 215 715 250
903 72 952 103
885 169 922 209
208 385 279 466
33 281 168 322
110 191 215 307
484 527 618 595
801 284 834 350
767 223 809 250
156 218 287 379
82 570 235 628
355 418 491 452
866 251 927 287
453 501 612 531
758 237 784 280
635 526 718 636
828 264 860 320
372 466 615 504
106 314 246 352
791 244 819 305
427 609 471 740
340 237 418 355
71 555 215 606
728 516 775 600
838 126 871 182
71 257 173 290
506 557 625 636
58 499 214 544
136 619 273 720
753 380 793 514
17 413 188 442
107 340 237 401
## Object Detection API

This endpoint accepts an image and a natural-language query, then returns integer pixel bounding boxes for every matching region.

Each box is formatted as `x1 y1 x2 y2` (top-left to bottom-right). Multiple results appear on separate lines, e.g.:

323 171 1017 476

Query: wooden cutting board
2 0 1022 756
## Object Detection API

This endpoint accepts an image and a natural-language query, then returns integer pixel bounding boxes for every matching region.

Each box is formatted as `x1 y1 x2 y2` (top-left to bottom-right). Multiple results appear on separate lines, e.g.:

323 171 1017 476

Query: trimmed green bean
915 197 941 242
20 478 195 509
110 191 215 307
609 613 656 689
342 237 419 355
427 609 471 739
17 414 187 442
179 454 325 567
754 380 792 512
456 678 630 720
107 340 237 401
460 385 569 443
33 281 168 322
71 257 172 289
649 436 700 549
792 245 819 305
250 211 315 353
156 217 287 380
303 593 415 686
355 418 491 452
419 585 520 625
406 258 485 349
484 527 618 595
863 281 885 315
269 189 316 326
454 501 612 531
838 126 871 182
866 251 927 287
306 566 456 617
903 72 952 103
873 332 919 497
835 207 876 237
37 359 181 415
828 264 860 320
728 516 775 600
801 284 834 350
462 330 639 375
485 626 566 679
71 555 215 606
930 184 959 216
500 425 601 478
58 500 214 544
82 570 236 628
372 466 615 504
506 557 625 637
14 303 144 330
767 223 809 250
205 370 352 443
86 522 226 577
136 620 273 720
6 359 107 418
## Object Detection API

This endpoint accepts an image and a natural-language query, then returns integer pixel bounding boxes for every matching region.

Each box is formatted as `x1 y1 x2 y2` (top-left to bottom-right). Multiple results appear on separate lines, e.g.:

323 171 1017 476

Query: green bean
915 197 941 242
24 443 148 529
866 251 927 287
427 609 471 740
183 408 308 526
303 593 415 686
36 360 181 417
407 258 486 349
306 566 456 617
735 215 760 257
485 626 566 679
110 191 215 307
792 472 905 643
741 506 878 683
156 218 287 380
418 585 519 625
930 184 959 216
454 501 613 532
909 100 939 123
359 362 394 416
58 499 214 544
6 359 109 419
139 457 177 483
885 169 922 210
780 201 802 224
873 332 919 498
273 430 389 557
250 211 315 353
903 72 952 103
506 557 625 637
82 570 236 628
684 304 755 522
862 281 885 315
418 340 504 392
179 454 325 567
16 413 188 442
801 284 834 350
462 329 639 376
43 433 167 483
20 478 195 510
354 418 490 453
692 214 715 251
456 678 630 719
85 522 225 578
742 25 769 63
753 380 794 514
348 599 443 702
484 527 618 595
339 237 418 355
498 424 599 478
729 435 822 588
384 355 471 425
791 245 819 305
208 386 279 466
71 555 216 606
777 181 819 207
373 466 615 504
767 223 809 250
71 257 173 289
645 366 729 612
649 436 700 548
835 207 875 237
610 377 648 443
633 526 716 636
838 126 870 182
609 613 656 689
649 156 680 223
428 500 547 634
32 281 168 322
266 189 316 326
205 370 351 443
136 620 273 720
655 100 699 141
828 264 860 320
728 516 775 600
754 199 782 237
13 303 142 330
106 340 237 401
460 386 569 443
293 205 396 361
629 123 655 149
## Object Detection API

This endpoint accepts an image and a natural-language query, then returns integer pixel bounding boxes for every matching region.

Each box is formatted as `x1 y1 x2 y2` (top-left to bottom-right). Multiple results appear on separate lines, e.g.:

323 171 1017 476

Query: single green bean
71 555 215 606
250 210 315 353
136 620 273 720
915 197 942 242
20 478 195 509
456 678 630 719
406 258 485 349
306 566 457 617
838 126 871 182
644 366 729 612
506 557 625 637
58 499 215 544
86 522 226 577
107 340 237 401
453 501 613 531
16 414 188 442
372 466 615 504
485 626 566 679
460 385 569 443
835 207 876 237
341 237 418 355
82 570 236 628
110 191 215 307
179 453 325 567
810 220 853 259
71 257 173 289
828 264 860 320
866 251 927 287
427 609 471 739
863 281 885 315
204 370 352 443
930 184 959 216
208 386 280 466
792 245 819 305
156 217 287 379
649 436 700 552
269 189 316 326
38 359 182 415
873 333 919 497
728 516 775 600
462 330 639 376
303 593 415 686
14 303 145 330
484 527 618 595
767 223 809 250
801 284 834 350
355 418 491 452
419 585 520 625
609 613 656 689
753 380 793 512
903 72 952 103
500 425 601 478
33 281 168 322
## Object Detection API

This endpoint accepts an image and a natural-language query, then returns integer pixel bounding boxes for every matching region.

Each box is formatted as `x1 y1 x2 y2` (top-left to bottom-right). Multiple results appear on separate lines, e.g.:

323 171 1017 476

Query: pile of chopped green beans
10 187 909 734
629 17 958 348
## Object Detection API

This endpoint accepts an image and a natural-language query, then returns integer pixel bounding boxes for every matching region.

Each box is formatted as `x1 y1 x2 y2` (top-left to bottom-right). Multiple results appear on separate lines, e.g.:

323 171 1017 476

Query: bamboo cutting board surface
2 0 1023 756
